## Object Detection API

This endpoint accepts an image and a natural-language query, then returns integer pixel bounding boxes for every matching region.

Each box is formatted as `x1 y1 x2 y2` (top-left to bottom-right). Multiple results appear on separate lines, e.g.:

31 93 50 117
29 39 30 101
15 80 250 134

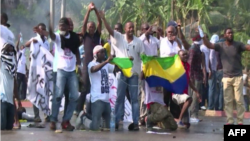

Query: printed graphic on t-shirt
101 69 109 93
152 87 163 93
64 48 71 56
62 48 73 60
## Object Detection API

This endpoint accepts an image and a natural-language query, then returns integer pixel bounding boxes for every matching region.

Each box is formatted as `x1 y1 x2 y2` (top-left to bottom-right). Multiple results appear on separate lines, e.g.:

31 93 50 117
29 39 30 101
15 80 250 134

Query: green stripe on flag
111 58 133 69
140 54 178 70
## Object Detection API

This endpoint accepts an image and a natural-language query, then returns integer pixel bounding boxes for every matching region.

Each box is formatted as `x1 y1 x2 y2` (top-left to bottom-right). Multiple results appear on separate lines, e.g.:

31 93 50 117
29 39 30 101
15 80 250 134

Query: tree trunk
171 0 174 20
189 10 194 38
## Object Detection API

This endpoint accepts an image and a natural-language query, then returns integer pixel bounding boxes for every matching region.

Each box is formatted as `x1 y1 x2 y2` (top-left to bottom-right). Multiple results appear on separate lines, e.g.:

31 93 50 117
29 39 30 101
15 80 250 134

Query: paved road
1 108 250 141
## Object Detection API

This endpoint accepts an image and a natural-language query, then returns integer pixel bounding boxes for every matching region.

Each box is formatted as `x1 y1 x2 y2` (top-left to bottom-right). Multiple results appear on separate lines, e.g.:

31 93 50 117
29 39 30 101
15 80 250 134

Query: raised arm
90 56 113 73
98 11 114 37
81 3 93 36
198 26 215 49
48 13 56 41
93 6 102 34
175 36 182 50
177 21 190 50
16 34 20 52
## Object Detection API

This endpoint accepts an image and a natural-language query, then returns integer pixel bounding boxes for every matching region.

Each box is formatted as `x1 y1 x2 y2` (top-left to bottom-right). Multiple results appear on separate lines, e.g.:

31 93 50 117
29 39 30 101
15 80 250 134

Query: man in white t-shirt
160 26 182 57
0 24 17 130
99 11 144 131
139 23 159 126
16 45 27 100
200 34 210 110
76 45 114 130
24 23 50 123
49 17 82 131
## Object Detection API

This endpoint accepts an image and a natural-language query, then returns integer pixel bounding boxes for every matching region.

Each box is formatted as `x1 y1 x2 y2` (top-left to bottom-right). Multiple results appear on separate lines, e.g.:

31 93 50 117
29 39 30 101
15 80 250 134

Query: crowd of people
1 2 250 132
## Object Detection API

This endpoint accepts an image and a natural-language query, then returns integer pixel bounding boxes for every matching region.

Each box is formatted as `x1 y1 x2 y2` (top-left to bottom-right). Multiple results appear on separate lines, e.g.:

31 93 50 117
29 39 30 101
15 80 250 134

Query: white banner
27 41 59 115
109 73 132 122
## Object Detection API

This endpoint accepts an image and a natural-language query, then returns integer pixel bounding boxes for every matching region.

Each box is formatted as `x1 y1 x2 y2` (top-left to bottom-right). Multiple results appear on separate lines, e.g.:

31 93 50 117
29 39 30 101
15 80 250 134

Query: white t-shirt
159 37 180 57
53 43 59 72
139 34 159 56
243 74 247 95
53 33 76 72
200 44 210 73
17 49 26 74
0 25 15 105
144 81 165 105
30 34 50 51
0 25 15 46
111 31 144 75
88 61 115 103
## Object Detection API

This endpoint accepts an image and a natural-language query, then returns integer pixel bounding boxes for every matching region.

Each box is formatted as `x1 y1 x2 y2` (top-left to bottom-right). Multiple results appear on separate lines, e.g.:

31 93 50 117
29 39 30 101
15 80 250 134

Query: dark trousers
244 95 249 112
163 88 172 107
200 73 209 107
1 101 15 130
17 72 27 100
76 77 90 114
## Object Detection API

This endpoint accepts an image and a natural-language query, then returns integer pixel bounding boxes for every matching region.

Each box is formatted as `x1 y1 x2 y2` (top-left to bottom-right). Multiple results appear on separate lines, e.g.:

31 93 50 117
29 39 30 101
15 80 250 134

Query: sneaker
50 122 57 130
133 124 139 131
200 106 207 110
190 118 200 123
177 121 186 129
128 123 139 131
61 121 75 131
34 117 42 123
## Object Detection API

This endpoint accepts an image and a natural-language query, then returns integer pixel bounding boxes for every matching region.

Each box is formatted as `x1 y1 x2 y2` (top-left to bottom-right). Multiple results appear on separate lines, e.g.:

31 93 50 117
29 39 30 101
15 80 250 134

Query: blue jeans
51 69 79 122
215 70 223 111
90 100 111 130
115 73 139 125
208 70 217 110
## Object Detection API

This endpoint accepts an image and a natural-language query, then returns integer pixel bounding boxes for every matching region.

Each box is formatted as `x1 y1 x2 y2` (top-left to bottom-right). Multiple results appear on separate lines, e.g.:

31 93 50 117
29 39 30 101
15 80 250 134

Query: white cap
210 34 219 44
93 45 104 56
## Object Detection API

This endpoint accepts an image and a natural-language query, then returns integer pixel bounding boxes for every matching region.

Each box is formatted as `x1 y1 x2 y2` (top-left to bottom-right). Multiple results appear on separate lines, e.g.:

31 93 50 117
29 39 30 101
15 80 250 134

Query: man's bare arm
98 11 114 37
177 26 190 50
81 7 92 36
94 7 102 34
48 13 56 41
15 35 20 52
198 26 215 49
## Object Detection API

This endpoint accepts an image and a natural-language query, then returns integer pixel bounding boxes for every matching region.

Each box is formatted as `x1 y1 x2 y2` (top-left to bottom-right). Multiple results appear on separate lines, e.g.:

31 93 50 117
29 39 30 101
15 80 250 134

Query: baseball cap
167 21 177 27
93 45 104 56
